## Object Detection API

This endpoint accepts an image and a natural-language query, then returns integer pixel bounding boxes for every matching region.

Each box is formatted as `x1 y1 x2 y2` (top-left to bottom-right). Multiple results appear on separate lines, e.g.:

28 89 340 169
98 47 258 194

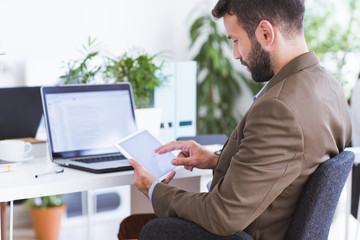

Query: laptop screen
42 84 137 158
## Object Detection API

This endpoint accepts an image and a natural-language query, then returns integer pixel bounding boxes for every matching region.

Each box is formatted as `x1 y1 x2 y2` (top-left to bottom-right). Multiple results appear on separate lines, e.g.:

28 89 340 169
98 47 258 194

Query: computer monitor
0 86 43 140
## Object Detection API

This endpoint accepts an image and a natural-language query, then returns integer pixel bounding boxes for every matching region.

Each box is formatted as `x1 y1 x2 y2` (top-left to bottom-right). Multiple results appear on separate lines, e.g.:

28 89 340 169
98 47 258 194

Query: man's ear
255 20 276 50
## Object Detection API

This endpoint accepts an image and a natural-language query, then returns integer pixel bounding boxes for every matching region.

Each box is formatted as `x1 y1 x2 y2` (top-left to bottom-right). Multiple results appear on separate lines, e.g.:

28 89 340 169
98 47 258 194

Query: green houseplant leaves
189 14 262 136
104 52 164 109
304 0 360 99
60 37 166 109
26 195 64 209
60 37 103 85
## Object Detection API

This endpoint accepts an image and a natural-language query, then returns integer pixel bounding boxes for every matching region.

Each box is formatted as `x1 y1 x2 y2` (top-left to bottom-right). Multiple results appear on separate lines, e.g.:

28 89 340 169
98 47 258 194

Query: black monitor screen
0 86 43 139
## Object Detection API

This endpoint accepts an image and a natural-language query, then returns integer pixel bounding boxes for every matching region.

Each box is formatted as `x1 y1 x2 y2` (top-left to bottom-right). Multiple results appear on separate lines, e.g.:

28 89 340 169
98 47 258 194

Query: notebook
41 83 137 173
0 86 43 140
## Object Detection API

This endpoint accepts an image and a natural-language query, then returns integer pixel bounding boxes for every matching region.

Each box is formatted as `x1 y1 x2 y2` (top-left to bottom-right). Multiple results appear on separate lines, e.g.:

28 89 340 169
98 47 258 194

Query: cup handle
24 142 33 155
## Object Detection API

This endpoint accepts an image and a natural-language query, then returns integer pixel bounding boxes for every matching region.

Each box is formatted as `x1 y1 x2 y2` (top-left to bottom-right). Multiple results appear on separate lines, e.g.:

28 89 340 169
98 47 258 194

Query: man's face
224 14 274 83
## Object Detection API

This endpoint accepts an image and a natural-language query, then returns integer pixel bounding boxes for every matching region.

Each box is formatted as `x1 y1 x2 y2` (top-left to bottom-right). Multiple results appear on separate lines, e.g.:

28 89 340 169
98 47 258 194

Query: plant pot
29 205 66 240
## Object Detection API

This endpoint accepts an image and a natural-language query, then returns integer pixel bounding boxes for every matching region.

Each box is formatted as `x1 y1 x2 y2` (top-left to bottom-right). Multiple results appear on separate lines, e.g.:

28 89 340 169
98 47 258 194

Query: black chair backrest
285 150 354 240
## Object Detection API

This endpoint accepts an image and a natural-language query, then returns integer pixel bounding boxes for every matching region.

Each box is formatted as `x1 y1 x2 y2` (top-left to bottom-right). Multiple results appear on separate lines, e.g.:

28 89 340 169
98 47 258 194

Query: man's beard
241 39 274 83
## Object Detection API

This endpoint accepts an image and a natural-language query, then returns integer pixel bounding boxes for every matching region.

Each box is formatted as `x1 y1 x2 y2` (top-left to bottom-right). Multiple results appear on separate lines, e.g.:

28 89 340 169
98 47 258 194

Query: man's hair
212 0 305 39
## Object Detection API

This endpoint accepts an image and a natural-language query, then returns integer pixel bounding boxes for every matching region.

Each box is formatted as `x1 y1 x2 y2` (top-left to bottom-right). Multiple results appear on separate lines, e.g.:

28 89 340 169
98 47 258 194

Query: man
128 0 351 239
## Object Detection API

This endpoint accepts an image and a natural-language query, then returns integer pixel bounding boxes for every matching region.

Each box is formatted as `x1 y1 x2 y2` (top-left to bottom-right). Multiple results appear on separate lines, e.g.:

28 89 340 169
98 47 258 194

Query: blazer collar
256 51 319 100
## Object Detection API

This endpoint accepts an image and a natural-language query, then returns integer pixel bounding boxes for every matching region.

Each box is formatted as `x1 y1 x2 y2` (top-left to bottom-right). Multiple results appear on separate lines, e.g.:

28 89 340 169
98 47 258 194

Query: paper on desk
0 160 17 173
0 168 33 182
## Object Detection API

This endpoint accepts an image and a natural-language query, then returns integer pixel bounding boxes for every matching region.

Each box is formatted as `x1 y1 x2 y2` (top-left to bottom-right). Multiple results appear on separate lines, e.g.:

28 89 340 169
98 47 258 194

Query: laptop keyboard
73 153 126 164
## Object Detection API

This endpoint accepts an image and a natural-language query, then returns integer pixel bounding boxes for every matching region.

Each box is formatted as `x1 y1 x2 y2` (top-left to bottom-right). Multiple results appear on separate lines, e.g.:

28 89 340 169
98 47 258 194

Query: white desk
0 143 212 239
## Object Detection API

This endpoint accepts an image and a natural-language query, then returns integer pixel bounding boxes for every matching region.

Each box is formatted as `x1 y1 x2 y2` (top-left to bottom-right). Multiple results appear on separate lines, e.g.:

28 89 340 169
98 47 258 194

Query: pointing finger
171 157 194 167
155 141 189 154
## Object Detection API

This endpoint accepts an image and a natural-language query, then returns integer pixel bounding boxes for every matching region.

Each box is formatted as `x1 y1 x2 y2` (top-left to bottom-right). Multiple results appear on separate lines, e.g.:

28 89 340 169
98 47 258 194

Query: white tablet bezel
114 129 177 179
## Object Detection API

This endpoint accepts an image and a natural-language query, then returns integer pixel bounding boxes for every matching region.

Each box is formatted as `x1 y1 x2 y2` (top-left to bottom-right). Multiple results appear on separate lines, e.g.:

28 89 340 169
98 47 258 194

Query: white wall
0 0 218 86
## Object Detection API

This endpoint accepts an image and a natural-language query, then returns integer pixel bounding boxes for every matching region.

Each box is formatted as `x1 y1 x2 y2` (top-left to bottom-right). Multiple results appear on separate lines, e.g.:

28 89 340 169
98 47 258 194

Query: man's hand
155 140 219 170
128 158 176 197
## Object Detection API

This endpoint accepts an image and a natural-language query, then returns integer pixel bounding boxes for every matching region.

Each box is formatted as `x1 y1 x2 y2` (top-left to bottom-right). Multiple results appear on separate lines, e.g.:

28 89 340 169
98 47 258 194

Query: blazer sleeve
151 99 304 236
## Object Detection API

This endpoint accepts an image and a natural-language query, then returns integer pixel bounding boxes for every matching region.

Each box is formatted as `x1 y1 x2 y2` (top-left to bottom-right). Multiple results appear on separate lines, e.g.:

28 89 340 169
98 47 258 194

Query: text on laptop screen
45 90 137 154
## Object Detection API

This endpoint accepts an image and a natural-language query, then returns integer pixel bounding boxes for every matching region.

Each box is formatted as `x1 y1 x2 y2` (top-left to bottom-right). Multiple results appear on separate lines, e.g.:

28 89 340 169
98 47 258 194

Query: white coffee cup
0 140 33 162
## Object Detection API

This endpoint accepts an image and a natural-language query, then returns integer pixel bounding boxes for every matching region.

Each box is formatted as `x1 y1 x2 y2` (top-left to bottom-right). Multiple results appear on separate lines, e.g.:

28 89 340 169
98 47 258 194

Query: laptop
0 86 43 140
41 83 137 173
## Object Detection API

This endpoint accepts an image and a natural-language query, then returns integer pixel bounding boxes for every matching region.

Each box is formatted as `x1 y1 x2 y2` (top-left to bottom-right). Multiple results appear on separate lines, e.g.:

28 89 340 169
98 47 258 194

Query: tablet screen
116 130 176 178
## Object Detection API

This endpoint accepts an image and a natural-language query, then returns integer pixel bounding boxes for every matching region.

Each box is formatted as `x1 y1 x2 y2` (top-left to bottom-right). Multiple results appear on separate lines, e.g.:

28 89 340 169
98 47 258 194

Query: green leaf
189 12 253 136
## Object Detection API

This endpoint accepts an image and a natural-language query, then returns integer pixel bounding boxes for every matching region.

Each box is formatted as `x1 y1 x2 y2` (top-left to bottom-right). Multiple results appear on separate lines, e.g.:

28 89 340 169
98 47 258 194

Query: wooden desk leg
1 202 7 240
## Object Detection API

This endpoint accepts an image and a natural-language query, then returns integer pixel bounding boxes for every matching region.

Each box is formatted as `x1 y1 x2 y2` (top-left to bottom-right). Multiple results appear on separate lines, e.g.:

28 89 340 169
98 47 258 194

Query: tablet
114 130 176 179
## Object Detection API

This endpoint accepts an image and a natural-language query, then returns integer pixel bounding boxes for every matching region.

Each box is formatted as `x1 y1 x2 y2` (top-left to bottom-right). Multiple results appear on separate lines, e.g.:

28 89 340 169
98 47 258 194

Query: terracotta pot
29 205 66 240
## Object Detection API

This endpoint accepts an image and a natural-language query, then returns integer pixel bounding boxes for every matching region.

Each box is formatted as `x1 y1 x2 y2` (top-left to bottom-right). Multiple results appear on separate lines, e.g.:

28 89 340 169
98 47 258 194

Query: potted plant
104 50 165 109
104 49 167 134
189 13 263 136
26 195 66 240
59 37 103 85
60 38 167 135
60 37 166 109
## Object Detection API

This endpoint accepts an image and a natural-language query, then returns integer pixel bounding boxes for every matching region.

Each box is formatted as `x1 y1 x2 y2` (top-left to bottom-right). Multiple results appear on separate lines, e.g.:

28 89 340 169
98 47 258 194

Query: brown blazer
151 52 351 240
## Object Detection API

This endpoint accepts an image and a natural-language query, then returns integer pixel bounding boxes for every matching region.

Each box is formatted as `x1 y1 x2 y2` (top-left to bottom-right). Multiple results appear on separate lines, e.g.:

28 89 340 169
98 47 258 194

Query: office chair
121 149 354 240
284 150 354 240
235 150 355 240
137 151 354 240
144 151 355 240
